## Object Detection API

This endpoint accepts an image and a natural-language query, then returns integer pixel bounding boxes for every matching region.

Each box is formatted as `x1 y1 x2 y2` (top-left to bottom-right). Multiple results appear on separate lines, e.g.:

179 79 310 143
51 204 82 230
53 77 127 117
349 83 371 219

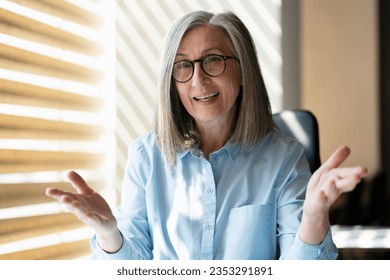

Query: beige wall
300 0 379 177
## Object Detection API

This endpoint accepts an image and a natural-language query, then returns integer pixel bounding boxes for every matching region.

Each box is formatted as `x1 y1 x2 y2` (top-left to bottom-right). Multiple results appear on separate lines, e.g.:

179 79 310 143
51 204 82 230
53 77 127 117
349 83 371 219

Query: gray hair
154 10 273 165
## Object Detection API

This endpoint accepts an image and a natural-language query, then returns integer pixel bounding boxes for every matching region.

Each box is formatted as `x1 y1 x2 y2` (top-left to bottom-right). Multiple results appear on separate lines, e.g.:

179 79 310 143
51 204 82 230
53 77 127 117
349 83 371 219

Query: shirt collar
223 142 240 161
176 143 240 162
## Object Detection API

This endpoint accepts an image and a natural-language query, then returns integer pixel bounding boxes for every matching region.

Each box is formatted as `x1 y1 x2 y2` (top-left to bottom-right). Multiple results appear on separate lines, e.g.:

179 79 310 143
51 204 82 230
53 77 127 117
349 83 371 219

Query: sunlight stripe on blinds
0 44 102 83
0 7 102 54
0 78 103 111
0 0 111 260
0 114 104 140
0 149 104 173
0 213 85 244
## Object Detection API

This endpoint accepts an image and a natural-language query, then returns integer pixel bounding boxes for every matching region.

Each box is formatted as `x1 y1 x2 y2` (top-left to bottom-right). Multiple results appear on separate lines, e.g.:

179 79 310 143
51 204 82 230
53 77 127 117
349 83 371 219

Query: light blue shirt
91 130 338 260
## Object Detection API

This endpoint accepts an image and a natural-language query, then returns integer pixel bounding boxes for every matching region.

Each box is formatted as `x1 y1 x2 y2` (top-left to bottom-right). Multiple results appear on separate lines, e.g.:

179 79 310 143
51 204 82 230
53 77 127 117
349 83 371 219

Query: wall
300 0 379 177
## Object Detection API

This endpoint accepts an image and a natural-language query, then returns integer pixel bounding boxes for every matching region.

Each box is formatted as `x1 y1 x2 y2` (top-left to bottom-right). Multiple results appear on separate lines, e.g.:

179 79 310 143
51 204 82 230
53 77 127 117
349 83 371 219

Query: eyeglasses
172 54 239 83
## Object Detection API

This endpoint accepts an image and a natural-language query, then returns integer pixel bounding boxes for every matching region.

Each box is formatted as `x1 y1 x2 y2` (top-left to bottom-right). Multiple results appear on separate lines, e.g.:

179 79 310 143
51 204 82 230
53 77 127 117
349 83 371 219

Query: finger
63 198 88 216
45 187 74 200
328 166 368 179
335 173 365 192
45 188 79 212
319 146 351 172
320 179 341 207
310 146 350 185
67 170 94 196
45 187 60 198
320 168 367 202
74 206 98 225
318 166 367 191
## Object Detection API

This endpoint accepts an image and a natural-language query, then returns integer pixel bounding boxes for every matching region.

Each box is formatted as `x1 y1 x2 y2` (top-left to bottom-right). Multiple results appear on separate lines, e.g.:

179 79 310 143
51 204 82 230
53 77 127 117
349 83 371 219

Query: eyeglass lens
173 55 227 83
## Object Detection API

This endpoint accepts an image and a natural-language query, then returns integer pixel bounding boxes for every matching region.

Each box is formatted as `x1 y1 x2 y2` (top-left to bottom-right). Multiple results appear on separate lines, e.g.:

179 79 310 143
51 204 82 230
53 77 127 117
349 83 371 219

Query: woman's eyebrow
175 53 189 58
175 47 224 58
201 47 223 54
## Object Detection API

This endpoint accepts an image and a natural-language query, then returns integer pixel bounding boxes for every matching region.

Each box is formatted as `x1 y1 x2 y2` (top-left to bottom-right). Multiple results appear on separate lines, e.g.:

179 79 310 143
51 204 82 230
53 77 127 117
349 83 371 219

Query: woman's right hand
46 170 123 253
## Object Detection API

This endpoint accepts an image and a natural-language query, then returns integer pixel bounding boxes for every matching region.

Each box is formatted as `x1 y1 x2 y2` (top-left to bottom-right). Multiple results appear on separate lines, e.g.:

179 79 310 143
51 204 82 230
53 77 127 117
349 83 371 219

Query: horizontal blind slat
0 44 102 83
0 213 84 244
9 0 103 28
0 78 103 112
0 239 91 260
0 180 105 209
0 149 104 173
0 114 104 140
0 9 102 54
0 149 104 162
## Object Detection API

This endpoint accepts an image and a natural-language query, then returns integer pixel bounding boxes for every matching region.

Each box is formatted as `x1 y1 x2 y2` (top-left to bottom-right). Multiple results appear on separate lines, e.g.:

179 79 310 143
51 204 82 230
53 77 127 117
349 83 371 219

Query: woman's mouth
193 92 219 102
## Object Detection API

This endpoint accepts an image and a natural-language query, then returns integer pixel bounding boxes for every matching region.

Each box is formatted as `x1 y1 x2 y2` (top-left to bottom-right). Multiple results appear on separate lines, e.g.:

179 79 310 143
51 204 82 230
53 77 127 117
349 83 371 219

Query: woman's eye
204 56 222 65
176 61 192 69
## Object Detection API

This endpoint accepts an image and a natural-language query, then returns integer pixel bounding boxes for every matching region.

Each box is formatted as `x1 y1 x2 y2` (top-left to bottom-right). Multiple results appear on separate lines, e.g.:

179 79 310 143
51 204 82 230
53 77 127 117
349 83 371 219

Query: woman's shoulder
127 132 159 158
264 129 302 147
255 130 306 159
131 131 156 145
251 130 310 175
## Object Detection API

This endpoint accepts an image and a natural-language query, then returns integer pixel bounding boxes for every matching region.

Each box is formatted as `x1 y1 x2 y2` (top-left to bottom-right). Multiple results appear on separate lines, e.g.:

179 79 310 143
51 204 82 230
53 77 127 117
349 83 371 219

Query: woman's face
174 25 241 129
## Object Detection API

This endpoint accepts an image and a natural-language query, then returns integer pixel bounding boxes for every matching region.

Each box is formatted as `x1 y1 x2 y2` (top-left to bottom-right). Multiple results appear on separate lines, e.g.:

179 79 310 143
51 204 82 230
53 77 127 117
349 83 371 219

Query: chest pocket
229 203 273 220
221 203 276 259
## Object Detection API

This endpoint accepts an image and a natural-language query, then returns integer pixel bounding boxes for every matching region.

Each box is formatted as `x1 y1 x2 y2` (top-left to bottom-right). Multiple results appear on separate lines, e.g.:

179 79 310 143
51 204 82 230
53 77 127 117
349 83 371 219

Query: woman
46 11 367 259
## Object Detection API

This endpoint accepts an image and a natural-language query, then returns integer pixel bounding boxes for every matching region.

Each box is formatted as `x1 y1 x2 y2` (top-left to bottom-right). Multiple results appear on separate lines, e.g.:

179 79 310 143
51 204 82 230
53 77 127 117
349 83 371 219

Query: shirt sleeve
275 138 338 260
90 139 153 260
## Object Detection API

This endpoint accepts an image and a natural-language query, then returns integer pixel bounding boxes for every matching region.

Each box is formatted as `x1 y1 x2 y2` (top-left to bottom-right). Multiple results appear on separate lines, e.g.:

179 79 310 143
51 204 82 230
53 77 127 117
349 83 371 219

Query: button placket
200 158 216 259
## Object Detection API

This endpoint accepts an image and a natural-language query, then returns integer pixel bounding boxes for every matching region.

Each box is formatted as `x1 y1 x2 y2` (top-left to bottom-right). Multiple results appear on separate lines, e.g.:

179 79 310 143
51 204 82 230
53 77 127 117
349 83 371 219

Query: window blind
0 0 111 260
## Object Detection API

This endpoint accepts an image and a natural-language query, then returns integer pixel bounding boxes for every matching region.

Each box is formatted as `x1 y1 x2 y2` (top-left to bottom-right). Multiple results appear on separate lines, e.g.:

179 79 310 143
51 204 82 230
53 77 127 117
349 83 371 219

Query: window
0 0 115 259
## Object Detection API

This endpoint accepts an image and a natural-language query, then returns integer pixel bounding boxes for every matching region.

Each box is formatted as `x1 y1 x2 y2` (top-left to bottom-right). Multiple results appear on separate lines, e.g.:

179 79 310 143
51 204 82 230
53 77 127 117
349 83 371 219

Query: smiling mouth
193 92 219 102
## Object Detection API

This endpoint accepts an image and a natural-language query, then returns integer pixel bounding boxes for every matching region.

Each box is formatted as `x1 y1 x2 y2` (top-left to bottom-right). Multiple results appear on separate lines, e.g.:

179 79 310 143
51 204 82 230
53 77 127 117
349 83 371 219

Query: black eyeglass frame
172 54 239 83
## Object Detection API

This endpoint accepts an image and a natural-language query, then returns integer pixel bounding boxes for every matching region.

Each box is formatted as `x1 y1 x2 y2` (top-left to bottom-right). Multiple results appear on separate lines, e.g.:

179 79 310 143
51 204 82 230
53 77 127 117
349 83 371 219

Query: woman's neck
197 119 235 158
194 103 238 158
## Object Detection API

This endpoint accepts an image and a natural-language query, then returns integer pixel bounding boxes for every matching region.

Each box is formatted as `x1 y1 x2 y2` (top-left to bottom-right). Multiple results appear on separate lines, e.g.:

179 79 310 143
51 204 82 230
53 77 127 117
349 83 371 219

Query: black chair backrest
272 109 321 173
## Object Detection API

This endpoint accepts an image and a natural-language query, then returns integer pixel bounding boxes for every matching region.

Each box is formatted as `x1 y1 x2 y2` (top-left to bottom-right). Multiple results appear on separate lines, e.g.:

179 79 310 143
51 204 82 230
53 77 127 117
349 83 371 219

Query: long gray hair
154 10 273 165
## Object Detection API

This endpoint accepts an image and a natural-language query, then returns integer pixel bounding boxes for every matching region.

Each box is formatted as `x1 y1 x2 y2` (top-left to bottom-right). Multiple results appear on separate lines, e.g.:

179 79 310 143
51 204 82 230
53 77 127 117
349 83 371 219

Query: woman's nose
191 62 208 86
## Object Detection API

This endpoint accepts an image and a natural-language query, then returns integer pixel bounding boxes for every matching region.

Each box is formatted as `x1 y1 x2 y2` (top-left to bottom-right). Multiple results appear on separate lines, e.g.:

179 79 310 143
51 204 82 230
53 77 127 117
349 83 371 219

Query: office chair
272 109 321 173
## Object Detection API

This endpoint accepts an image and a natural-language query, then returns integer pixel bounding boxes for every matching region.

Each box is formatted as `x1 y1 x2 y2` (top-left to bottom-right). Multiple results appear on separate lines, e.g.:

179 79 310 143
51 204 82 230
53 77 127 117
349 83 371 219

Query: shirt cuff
282 226 338 260
90 232 129 260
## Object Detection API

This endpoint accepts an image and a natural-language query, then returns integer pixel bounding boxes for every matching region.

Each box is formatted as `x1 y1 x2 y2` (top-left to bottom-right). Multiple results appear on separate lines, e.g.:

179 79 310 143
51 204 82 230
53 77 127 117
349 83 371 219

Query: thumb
67 170 94 196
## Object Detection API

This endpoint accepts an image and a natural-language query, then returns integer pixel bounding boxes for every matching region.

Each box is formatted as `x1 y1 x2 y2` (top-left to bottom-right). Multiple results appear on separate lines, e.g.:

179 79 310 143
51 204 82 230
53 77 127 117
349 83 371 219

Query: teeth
194 92 219 101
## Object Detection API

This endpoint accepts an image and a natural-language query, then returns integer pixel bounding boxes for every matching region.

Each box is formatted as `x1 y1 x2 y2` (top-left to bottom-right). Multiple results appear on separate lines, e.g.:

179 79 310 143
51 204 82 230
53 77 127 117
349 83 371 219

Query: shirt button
206 188 214 194
205 225 213 231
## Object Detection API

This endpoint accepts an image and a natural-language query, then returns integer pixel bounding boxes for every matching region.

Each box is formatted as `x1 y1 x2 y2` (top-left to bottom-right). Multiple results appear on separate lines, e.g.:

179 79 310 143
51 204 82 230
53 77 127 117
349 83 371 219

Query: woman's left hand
299 146 368 244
